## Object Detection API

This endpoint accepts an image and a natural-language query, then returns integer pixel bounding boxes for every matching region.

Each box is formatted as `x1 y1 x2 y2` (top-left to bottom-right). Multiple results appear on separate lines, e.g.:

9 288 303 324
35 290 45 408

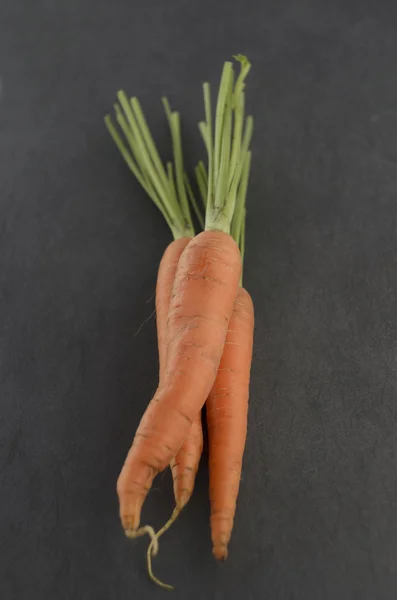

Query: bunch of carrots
105 55 254 589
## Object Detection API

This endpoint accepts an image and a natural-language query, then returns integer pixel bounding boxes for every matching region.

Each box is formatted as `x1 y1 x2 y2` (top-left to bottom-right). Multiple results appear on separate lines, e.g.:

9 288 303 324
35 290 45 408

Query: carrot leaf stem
195 163 208 208
162 98 193 233
105 93 195 240
194 56 253 276
185 174 205 229
233 150 252 285
202 56 253 235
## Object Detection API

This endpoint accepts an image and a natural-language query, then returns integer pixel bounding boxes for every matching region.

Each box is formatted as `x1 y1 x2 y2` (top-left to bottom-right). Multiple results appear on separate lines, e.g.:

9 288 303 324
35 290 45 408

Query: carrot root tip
147 536 175 591
146 506 183 590
124 525 159 556
212 544 228 561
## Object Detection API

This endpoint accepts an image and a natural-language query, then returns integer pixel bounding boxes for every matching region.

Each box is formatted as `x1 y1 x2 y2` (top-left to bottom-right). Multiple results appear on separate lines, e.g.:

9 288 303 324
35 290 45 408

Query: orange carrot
117 230 241 532
206 286 254 560
107 57 254 582
106 90 209 541
144 237 204 590
197 57 253 560
156 238 204 512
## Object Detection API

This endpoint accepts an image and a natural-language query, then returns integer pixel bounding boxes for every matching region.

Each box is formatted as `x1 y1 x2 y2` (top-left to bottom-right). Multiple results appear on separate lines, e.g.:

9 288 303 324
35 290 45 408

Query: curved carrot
156 237 204 511
198 60 253 560
145 237 204 590
117 229 241 532
206 286 254 560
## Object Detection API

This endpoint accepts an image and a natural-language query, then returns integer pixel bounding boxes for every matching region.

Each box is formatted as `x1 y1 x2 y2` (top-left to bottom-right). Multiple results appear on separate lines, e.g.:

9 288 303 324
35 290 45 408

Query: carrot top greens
105 55 253 251
195 55 253 284
199 55 253 236
105 94 201 240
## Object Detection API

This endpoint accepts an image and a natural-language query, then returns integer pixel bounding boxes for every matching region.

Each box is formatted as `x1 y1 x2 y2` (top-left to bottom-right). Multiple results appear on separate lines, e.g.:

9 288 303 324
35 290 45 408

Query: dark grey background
1 1 397 598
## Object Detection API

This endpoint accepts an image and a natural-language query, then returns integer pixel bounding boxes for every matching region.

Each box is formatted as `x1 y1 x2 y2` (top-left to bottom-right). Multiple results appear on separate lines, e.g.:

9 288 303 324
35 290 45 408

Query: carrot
156 238 204 514
114 57 255 534
207 286 254 559
147 57 254 576
199 101 254 559
106 55 254 585
146 236 204 590
106 95 207 585
117 229 241 531
106 96 205 531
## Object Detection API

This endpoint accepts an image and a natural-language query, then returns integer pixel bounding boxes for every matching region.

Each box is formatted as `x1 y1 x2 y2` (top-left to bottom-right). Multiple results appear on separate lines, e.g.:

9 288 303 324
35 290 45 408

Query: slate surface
1 2 397 598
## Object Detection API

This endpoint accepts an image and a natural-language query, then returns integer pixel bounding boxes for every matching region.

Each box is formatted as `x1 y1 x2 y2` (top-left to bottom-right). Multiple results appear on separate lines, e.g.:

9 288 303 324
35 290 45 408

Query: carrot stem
225 115 254 222
194 58 253 268
214 72 234 219
203 84 213 207
105 93 195 240
185 174 204 228
162 98 193 234
130 96 171 196
202 56 253 234
195 164 208 208
105 115 178 236
117 92 173 212
213 62 233 192
232 149 252 285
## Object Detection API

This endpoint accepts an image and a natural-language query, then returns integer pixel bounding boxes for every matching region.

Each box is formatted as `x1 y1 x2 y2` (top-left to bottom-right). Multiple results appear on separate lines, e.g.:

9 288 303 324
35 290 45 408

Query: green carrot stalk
105 95 200 241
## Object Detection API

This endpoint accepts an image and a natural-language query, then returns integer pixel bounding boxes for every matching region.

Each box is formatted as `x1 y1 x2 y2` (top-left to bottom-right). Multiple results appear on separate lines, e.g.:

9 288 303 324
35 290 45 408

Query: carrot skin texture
206 286 254 560
170 414 203 508
155 237 204 509
117 230 241 530
156 237 191 385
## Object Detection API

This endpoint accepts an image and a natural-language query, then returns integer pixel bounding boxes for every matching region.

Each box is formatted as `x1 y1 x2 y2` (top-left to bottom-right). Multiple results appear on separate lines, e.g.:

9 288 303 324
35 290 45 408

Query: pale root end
125 525 159 556
146 506 182 590
212 543 228 561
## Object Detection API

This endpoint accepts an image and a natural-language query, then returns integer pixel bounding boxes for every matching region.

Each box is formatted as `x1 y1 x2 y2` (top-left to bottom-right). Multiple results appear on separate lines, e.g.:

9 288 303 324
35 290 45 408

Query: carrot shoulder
117 230 241 531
